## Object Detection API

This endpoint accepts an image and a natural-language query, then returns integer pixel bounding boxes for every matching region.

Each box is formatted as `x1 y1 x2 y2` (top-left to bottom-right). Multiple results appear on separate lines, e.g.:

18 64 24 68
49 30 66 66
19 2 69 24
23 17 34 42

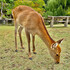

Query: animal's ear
51 43 58 49
57 38 64 44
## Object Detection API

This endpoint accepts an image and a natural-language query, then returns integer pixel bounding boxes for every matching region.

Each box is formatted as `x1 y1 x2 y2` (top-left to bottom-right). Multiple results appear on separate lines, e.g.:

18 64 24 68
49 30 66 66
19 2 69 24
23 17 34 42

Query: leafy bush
14 0 45 15
66 7 70 16
44 0 70 17
57 5 66 16
0 0 70 19
2 14 6 19
43 11 53 18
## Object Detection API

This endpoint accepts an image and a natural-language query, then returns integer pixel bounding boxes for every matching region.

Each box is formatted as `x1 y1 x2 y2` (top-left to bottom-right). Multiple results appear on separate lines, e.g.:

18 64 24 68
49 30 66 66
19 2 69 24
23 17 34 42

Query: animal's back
12 5 45 35
12 5 34 20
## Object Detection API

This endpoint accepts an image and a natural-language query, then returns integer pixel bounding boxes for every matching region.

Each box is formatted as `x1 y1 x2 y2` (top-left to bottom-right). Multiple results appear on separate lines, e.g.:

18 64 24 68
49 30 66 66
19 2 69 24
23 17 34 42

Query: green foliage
44 0 58 16
0 0 70 19
14 0 45 15
60 0 67 7
47 0 57 11
44 0 70 17
57 5 66 16
66 7 70 16
43 11 53 18
43 0 48 4
67 0 70 4
6 2 14 15
0 0 14 18
0 0 5 2
2 14 6 18
5 0 14 3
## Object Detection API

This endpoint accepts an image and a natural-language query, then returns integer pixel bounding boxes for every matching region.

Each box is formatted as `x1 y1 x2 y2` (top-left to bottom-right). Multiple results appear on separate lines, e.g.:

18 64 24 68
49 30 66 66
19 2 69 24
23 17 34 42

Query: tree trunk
1 1 3 18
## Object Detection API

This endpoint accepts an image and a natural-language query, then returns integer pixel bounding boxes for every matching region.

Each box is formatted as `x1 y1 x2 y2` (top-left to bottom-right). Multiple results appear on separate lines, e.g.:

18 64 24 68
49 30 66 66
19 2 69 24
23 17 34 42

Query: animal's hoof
33 52 37 54
55 62 59 64
21 45 24 49
22 47 24 49
15 50 18 52
29 57 32 60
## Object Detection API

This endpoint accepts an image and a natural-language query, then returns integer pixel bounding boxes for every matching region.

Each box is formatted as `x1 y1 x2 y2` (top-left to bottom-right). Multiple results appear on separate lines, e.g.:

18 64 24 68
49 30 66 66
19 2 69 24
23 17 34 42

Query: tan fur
12 5 63 63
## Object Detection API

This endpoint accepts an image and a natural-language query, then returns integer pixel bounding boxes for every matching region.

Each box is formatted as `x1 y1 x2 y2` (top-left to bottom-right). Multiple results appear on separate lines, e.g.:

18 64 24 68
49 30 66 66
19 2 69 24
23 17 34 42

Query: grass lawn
0 24 70 70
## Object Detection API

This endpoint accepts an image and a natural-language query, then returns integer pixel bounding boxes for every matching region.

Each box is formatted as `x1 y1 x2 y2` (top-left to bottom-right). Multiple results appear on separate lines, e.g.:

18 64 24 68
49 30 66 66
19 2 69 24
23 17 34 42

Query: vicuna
12 5 63 64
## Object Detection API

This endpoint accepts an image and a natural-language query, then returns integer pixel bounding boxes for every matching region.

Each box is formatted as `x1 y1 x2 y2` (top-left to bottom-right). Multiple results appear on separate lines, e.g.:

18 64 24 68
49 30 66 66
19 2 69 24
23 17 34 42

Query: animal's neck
38 26 55 48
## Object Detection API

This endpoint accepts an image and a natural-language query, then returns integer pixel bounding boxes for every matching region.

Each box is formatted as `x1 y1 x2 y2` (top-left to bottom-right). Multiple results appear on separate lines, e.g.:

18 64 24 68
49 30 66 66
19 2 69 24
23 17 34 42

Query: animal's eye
56 54 59 56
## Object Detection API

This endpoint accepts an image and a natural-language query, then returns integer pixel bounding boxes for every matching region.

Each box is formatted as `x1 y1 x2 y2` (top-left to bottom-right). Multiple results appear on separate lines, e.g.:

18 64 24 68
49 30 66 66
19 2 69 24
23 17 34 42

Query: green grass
0 24 70 70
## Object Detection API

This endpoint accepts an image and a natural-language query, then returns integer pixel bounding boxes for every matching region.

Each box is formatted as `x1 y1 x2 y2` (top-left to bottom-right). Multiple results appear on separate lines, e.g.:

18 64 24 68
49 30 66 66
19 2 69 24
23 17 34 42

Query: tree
57 5 66 16
0 0 5 18
1 1 3 18
0 0 14 18
14 0 45 15
43 0 70 17
43 0 48 4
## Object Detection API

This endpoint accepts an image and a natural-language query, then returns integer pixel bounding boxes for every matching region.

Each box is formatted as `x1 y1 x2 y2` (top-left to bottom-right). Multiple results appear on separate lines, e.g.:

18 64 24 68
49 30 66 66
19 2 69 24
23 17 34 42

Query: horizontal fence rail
0 17 14 25
44 16 70 27
0 16 70 27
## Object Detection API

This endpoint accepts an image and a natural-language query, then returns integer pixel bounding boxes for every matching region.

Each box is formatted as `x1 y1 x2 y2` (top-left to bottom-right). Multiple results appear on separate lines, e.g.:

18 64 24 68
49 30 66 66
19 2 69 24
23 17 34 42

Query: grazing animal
12 5 63 64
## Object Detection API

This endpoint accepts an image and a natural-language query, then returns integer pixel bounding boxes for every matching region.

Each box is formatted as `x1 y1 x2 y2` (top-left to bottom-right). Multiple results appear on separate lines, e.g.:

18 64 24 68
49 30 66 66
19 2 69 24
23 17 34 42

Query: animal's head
49 39 64 64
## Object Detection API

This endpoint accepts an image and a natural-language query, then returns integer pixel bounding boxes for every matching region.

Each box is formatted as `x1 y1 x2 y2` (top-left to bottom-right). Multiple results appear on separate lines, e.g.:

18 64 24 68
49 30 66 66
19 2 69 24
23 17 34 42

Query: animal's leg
32 35 36 54
15 22 18 52
18 26 24 49
25 30 32 60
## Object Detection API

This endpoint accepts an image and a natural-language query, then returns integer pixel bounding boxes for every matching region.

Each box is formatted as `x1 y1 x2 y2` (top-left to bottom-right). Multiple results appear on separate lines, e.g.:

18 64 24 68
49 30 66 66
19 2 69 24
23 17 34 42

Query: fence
0 17 13 25
0 16 70 27
44 16 70 27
